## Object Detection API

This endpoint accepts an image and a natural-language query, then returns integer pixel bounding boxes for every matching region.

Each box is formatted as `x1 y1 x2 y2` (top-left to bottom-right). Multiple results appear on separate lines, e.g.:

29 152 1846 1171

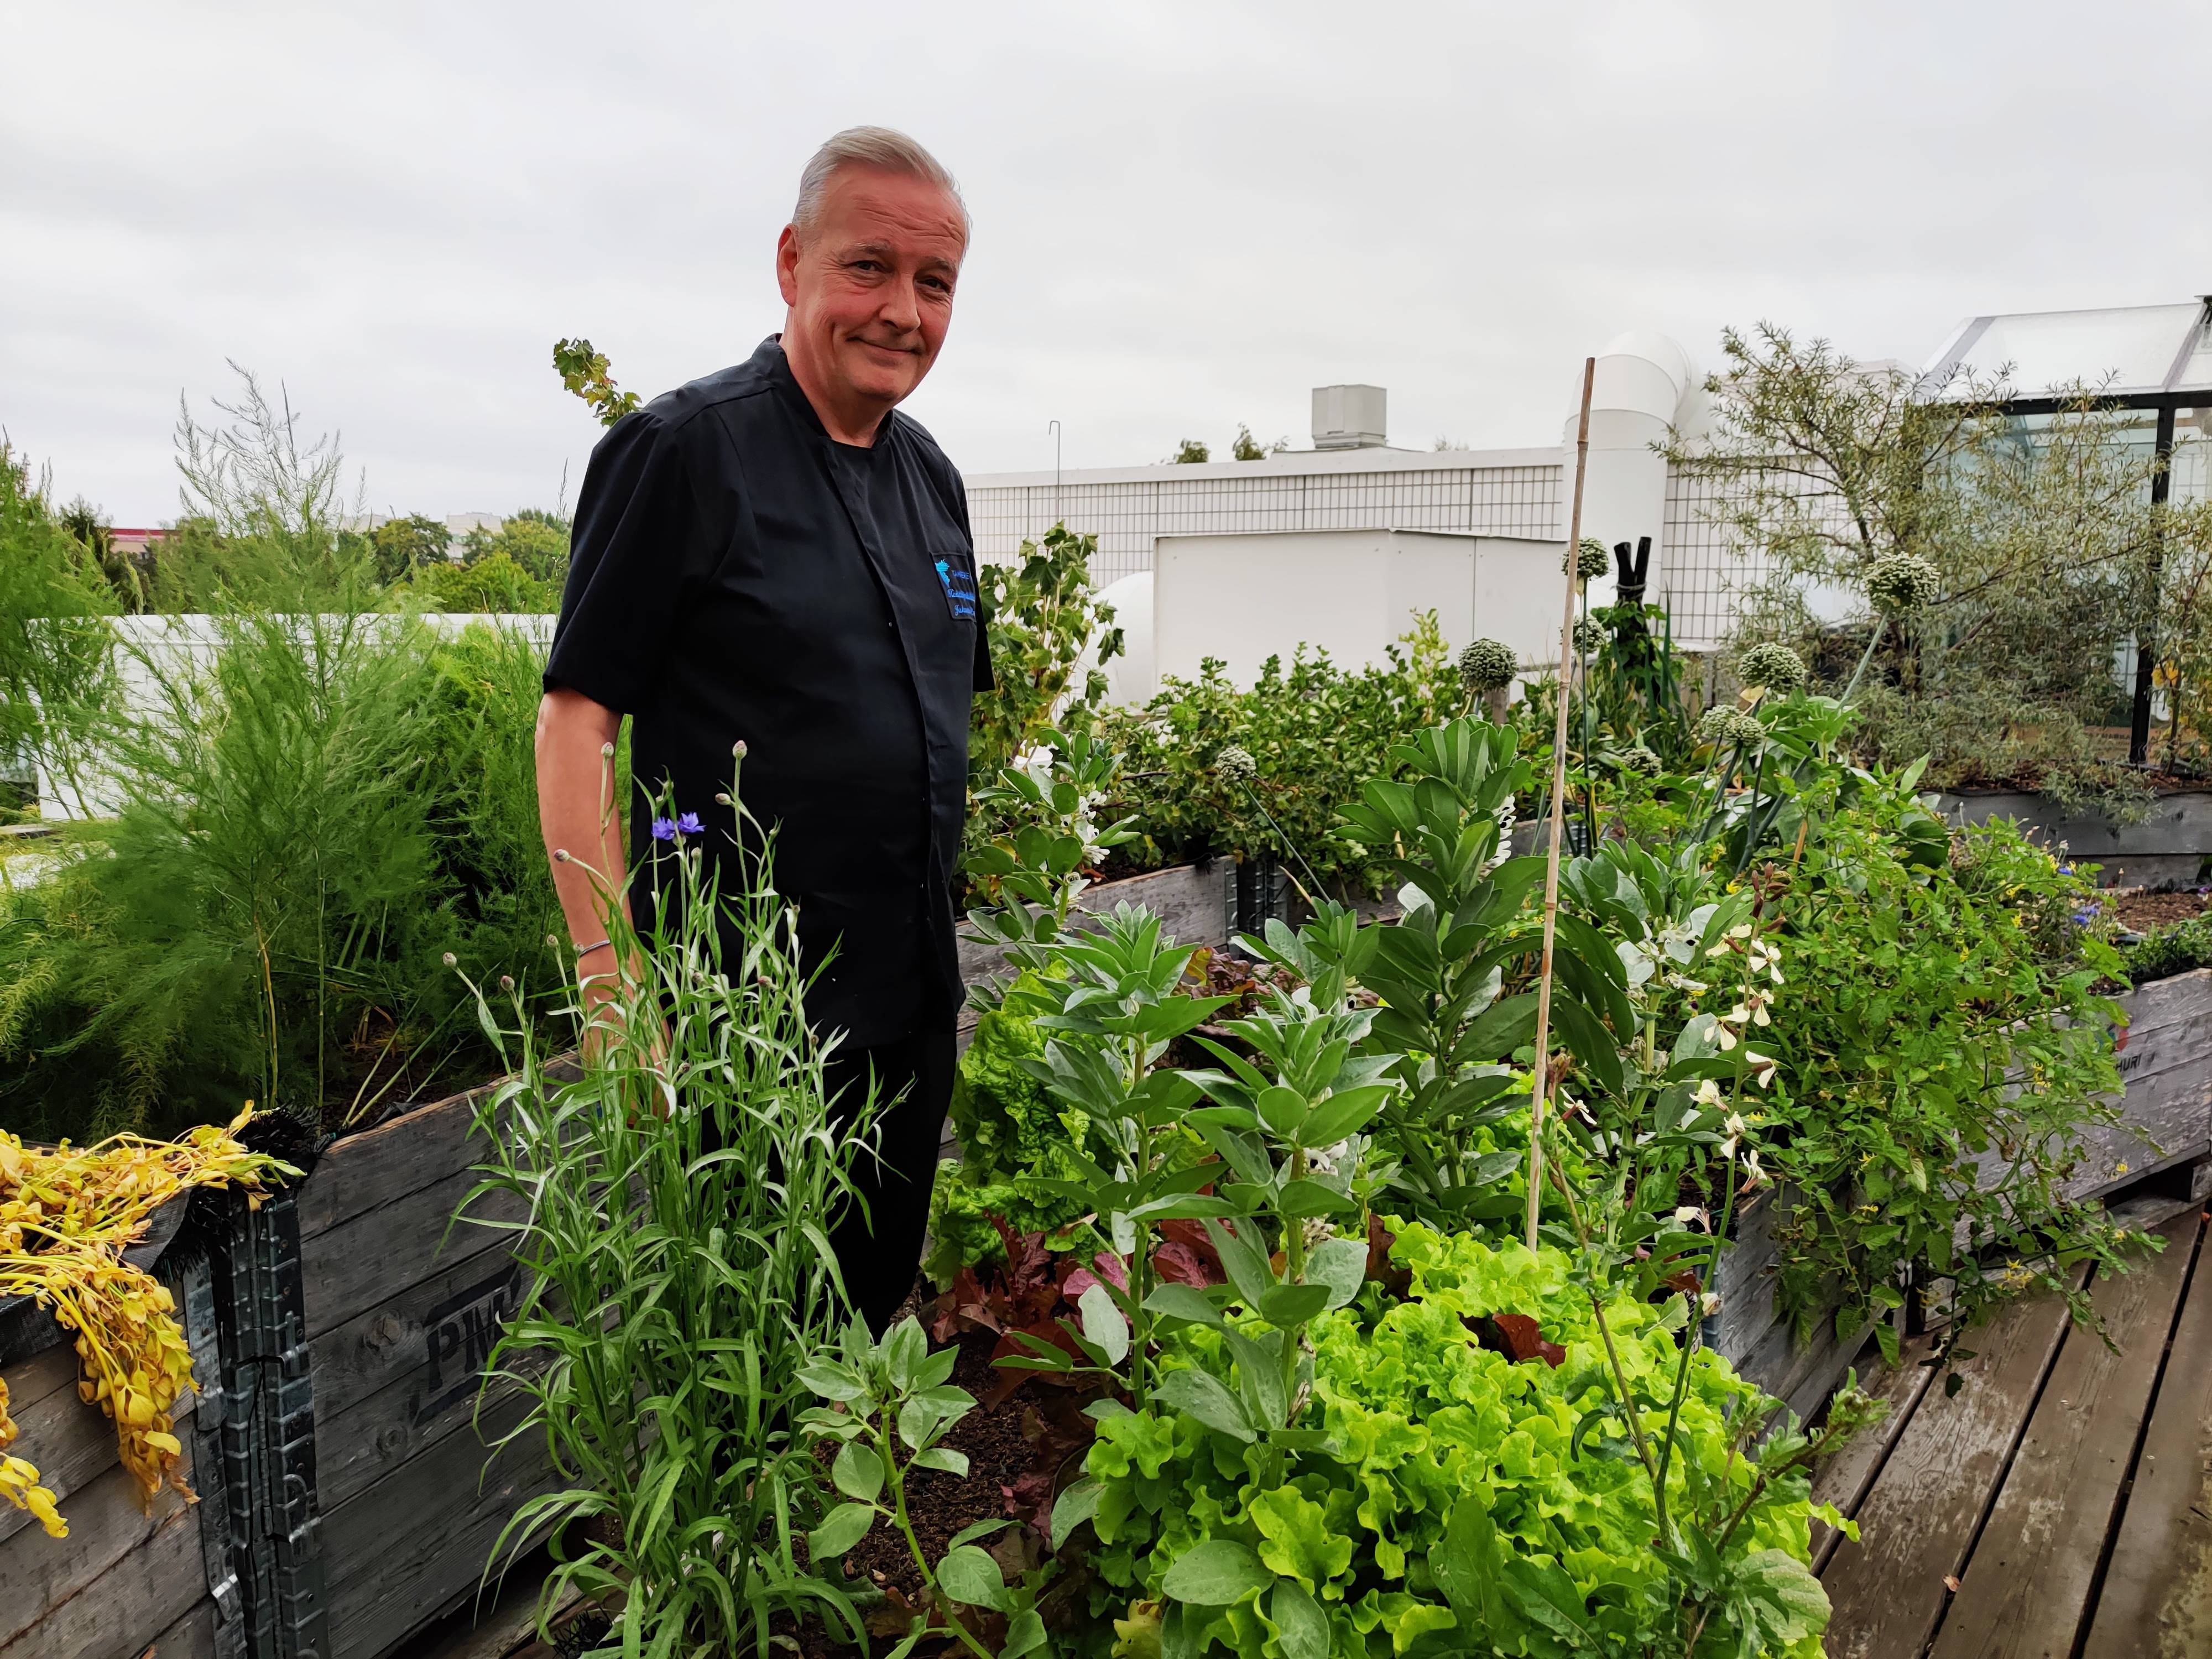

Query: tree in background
1169 438 1209 464
0 447 118 815
1674 322 2168 811
367 514 451 584
462 507 570 588
1230 424 1287 461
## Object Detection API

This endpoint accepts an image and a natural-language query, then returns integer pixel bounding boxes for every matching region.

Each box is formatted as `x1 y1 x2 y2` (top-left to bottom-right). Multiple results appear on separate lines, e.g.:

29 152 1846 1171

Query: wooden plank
301 1076 504 1243
1928 1214 2200 1659
320 1365 541 1515
311 1229 518 1424
142 1598 219 1659
1 1342 82 1414
322 1386 561 1659
2080 1217 2212 1659
0 1369 129 1552
953 861 1226 985
303 1161 529 1339
0 1451 201 1655
1809 1334 1940 1572
1819 1272 2080 1659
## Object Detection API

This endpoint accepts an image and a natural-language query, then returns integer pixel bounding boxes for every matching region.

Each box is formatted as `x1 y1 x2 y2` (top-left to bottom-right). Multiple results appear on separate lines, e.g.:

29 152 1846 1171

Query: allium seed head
1865 552 1940 614
1569 538 1612 581
1697 707 1767 749
733 740 748 758
1572 617 1606 656
441 952 457 968
1456 638 1517 693
1736 642 1807 694
1215 745 1258 785
1620 744 1663 777
599 742 615 759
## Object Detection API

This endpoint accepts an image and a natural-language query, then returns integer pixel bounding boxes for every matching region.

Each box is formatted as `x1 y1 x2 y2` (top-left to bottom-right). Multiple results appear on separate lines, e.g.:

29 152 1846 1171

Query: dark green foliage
1099 617 1458 892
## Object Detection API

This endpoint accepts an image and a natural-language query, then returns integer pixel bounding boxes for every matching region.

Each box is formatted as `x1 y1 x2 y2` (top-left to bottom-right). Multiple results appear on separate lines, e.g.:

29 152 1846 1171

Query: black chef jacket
544 336 992 1050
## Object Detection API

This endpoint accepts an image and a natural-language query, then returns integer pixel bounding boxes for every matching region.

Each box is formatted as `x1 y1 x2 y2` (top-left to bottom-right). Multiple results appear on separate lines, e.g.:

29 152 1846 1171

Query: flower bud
733 740 748 758
442 952 457 967
498 974 515 993
553 848 571 862
600 742 615 758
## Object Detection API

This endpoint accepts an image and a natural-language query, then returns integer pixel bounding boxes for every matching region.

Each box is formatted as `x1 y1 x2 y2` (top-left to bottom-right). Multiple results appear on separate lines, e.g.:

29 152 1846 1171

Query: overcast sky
4 1 2208 526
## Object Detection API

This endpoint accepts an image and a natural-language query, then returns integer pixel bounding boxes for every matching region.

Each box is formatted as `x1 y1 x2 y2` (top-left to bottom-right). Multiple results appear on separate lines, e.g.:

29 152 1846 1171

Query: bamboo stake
1527 357 1597 1251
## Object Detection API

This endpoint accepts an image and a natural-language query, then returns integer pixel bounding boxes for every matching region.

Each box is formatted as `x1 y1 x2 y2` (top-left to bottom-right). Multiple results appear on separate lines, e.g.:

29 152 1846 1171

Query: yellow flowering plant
0 1108 288 1538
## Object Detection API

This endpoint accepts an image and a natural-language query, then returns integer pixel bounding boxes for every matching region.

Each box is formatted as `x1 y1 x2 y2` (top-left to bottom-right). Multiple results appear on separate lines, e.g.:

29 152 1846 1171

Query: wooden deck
1819 1199 2212 1659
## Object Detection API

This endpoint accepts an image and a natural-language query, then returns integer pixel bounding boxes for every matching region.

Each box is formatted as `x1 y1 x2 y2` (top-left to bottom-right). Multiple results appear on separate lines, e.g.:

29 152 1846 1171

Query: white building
966 299 2212 705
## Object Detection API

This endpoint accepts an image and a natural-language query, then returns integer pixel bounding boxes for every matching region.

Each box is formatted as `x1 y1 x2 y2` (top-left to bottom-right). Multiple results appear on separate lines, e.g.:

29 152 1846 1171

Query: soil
2106 887 2211 931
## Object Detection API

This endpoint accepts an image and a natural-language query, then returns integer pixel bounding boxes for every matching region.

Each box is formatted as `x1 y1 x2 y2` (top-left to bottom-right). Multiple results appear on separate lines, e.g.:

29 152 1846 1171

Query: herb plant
460 776 874 1659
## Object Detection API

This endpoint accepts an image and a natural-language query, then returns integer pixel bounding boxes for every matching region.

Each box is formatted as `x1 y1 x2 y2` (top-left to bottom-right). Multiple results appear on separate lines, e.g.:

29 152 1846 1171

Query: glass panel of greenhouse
1924 300 2212 398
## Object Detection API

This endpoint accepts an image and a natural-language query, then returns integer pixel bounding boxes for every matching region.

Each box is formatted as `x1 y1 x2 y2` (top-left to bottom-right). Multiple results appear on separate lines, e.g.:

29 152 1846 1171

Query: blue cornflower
650 816 676 842
2057 863 2074 875
2072 910 2095 925
676 811 704 837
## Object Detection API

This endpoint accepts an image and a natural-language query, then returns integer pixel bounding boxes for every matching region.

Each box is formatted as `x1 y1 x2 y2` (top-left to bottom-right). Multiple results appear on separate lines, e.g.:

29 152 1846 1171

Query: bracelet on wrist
573 937 613 957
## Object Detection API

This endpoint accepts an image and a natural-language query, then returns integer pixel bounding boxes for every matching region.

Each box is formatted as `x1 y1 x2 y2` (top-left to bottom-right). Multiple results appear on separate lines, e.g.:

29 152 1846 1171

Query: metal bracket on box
212 1187 329 1659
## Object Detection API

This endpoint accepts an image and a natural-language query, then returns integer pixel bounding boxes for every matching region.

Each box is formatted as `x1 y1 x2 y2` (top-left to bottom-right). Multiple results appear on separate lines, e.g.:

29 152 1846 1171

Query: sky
3 0 2209 527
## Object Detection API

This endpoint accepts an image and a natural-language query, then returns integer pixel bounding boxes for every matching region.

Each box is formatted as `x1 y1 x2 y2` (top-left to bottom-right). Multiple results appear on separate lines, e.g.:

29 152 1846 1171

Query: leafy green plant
1081 1224 1853 1659
553 338 642 427
1756 785 2141 1349
925 973 1110 1282
1099 616 1459 893
460 774 873 1659
800 1317 1051 1659
990 904 1234 1410
1315 718 1627 1224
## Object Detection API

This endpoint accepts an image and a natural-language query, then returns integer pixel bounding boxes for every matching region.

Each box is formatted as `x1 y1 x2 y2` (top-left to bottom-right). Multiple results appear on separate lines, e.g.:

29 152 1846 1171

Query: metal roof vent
1311 384 1386 450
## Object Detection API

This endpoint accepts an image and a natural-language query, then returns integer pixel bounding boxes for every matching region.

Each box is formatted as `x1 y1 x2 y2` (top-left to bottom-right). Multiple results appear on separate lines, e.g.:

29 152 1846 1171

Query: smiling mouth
853 338 916 358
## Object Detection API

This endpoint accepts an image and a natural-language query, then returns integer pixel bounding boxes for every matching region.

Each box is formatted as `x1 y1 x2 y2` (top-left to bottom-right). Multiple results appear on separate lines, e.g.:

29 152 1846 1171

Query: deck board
1808 1332 1939 1573
1927 1213 2200 1659
1818 1271 2080 1659
2080 1211 2212 1659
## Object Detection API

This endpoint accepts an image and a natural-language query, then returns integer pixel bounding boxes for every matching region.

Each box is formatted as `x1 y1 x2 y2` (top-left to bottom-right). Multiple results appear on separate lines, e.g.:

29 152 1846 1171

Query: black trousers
822 1027 956 1334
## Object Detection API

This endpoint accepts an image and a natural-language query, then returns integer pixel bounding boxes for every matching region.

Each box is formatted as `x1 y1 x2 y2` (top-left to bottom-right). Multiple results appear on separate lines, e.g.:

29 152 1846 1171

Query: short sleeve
544 412 712 713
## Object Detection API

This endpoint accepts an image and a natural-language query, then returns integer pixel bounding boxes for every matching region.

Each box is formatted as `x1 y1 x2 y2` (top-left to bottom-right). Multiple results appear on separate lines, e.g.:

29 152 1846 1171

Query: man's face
777 168 966 422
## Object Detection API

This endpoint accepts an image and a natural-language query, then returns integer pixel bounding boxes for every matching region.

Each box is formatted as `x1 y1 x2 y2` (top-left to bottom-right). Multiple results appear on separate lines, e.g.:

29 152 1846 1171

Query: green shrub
0 617 561 1140
2122 912 2212 984
1099 615 1458 893
1086 1224 1833 1658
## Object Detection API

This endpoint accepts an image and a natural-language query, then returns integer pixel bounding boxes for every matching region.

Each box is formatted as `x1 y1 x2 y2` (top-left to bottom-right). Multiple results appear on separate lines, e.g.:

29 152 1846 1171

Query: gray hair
792 126 968 238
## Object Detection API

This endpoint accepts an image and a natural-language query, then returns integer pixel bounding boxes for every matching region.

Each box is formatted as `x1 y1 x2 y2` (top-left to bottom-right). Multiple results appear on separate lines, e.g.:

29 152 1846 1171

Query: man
536 127 989 1332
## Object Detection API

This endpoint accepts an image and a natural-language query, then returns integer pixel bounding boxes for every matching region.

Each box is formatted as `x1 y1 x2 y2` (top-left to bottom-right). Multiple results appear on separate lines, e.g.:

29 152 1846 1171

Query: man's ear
775 223 801 309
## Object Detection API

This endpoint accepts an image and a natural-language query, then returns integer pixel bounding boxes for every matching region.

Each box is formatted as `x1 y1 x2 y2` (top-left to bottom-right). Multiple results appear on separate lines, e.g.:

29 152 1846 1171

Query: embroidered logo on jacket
935 558 979 622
